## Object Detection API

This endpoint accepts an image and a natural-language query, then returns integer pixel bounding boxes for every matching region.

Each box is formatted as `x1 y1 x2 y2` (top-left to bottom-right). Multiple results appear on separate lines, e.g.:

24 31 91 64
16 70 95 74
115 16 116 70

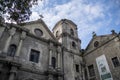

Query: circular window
94 41 99 47
34 29 43 37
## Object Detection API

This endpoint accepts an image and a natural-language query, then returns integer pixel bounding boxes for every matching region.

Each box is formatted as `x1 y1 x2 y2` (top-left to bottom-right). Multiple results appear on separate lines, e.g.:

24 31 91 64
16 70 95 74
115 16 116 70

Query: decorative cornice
48 39 61 46
20 67 46 75
27 32 62 50
27 33 49 43
46 69 63 76
7 23 29 33
0 57 21 67
52 19 77 31
62 46 81 56
19 67 63 76
57 32 81 42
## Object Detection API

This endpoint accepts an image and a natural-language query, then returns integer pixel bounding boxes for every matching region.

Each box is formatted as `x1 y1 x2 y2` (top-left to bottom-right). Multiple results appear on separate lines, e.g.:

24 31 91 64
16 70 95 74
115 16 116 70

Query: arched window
72 41 76 48
52 57 56 68
8 44 17 57
70 28 74 36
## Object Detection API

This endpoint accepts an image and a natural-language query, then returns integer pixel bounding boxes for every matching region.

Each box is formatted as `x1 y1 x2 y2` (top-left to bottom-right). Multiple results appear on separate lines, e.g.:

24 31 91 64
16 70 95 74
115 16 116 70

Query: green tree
0 0 39 24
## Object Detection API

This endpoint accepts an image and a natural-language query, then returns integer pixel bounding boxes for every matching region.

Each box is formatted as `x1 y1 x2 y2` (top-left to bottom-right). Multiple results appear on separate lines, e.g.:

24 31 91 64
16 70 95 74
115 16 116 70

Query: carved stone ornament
21 31 26 40
9 27 16 36
49 43 54 50
57 46 62 53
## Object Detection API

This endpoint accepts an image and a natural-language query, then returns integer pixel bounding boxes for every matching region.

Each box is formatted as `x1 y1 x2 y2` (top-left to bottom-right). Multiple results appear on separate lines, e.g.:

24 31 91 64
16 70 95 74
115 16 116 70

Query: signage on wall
96 54 113 80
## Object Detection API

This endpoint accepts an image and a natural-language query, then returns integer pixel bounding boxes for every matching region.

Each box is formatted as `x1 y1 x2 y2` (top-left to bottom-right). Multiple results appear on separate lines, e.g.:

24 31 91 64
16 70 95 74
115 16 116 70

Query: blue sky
30 0 120 49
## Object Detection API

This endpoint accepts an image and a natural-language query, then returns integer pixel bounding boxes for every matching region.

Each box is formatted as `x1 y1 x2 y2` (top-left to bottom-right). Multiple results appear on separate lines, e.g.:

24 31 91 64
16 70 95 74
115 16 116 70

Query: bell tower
53 19 81 53
53 19 83 80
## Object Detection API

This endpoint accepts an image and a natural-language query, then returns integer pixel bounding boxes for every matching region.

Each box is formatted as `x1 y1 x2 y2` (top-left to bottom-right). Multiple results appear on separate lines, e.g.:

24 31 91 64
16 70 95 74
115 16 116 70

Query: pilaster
57 46 63 80
16 31 26 57
8 66 17 80
0 26 5 39
49 42 54 69
57 46 62 70
3 27 16 53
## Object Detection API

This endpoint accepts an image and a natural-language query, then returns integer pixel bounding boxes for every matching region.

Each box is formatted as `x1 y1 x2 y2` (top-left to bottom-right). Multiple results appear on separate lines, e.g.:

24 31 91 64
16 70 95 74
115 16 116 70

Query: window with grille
52 57 56 68
112 57 120 67
8 44 17 57
29 49 40 63
88 64 95 77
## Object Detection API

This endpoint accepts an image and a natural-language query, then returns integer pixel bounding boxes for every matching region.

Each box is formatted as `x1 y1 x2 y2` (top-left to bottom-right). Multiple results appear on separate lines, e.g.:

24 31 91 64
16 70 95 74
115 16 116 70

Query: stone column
3 27 16 53
9 66 17 80
57 46 63 80
49 49 52 69
57 53 61 70
16 31 26 57
49 42 54 69
0 26 5 39
57 46 62 70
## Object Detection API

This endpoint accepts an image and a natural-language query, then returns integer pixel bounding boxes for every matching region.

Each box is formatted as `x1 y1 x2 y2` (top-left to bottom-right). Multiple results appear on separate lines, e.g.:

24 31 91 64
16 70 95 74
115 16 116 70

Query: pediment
85 34 115 53
21 19 56 41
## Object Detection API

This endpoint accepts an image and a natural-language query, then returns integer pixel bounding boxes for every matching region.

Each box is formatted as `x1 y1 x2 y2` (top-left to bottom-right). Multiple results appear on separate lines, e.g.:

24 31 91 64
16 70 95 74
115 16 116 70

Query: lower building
84 31 120 80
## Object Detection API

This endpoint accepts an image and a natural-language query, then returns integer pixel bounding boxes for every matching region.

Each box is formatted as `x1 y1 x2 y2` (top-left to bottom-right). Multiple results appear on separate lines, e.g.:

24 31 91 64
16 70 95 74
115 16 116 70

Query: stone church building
0 19 120 80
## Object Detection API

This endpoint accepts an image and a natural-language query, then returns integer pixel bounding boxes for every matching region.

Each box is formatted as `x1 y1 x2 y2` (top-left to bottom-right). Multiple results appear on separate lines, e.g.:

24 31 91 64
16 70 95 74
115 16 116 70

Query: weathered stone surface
84 33 120 80
0 19 119 80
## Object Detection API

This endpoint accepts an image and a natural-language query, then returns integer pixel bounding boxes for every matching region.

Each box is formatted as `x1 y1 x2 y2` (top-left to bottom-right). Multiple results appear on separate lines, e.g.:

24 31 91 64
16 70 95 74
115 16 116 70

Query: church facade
0 19 120 80
83 30 120 80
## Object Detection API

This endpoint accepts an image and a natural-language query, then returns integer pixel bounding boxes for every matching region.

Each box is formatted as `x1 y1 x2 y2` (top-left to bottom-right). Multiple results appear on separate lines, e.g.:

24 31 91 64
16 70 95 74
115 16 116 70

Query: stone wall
84 34 120 80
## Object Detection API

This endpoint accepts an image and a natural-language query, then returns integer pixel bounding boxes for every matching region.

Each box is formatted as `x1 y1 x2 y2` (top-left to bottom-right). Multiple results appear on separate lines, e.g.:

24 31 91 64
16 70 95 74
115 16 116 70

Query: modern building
0 19 120 80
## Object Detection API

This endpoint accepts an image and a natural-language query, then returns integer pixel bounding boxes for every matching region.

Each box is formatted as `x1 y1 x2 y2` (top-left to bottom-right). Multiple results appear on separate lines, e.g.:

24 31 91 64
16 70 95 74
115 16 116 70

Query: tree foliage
0 0 38 24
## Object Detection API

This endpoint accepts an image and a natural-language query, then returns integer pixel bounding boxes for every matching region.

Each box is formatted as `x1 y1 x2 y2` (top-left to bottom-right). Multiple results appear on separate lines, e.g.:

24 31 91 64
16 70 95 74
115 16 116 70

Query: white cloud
30 0 107 48
30 12 40 21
